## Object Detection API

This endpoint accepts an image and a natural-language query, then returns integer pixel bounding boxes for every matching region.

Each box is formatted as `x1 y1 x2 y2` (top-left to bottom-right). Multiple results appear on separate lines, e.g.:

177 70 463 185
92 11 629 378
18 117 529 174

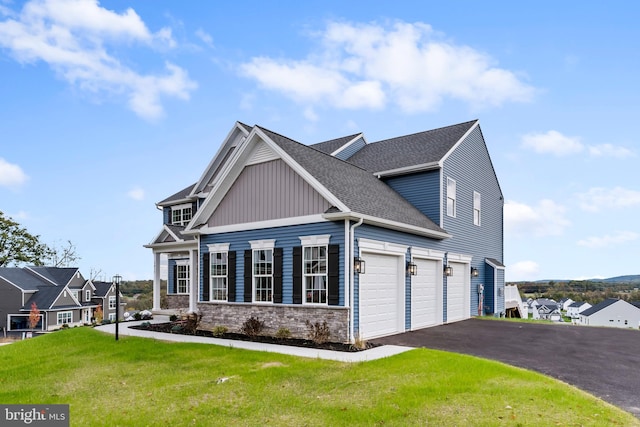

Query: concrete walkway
94 317 413 363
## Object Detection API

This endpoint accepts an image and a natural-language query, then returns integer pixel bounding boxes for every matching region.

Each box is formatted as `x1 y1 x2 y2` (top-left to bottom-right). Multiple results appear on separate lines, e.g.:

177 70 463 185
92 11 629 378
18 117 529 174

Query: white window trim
109 295 116 309
108 313 116 322
171 203 193 226
473 191 481 226
175 264 190 294
299 234 330 246
57 311 72 325
251 241 275 303
209 250 229 302
85 290 91 301
302 244 328 306
446 177 456 218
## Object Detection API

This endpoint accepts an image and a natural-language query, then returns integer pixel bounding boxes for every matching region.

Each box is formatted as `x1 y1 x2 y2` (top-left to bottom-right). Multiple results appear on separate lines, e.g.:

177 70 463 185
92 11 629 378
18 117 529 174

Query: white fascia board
144 241 198 252
189 122 250 198
358 237 408 255
157 196 194 208
330 133 366 157
439 120 480 164
373 161 440 178
447 252 473 263
322 211 451 240
0 276 26 291
25 267 58 286
144 225 183 248
195 214 328 235
186 128 257 232
253 127 350 212
486 258 506 269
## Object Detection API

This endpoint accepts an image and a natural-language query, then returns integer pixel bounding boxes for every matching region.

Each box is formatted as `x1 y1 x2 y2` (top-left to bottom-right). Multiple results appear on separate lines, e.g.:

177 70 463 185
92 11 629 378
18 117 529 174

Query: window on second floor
171 204 193 226
473 191 481 226
109 296 116 309
446 177 456 217
85 290 91 301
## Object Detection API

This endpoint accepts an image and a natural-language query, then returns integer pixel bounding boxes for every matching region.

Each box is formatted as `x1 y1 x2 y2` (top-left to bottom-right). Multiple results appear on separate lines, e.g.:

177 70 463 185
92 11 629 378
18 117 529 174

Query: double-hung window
473 191 481 226
171 204 193 226
210 252 228 301
253 249 273 302
303 246 327 304
57 311 72 325
446 177 457 217
109 296 116 309
176 264 190 294
85 290 91 301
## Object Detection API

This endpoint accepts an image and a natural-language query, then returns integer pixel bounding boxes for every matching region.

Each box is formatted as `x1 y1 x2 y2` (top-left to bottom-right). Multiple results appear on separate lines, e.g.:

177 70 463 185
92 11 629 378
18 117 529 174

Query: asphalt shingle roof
580 298 620 317
158 183 196 205
28 266 77 286
258 127 447 235
22 285 65 310
93 282 113 298
346 120 477 172
0 268 51 290
311 133 362 155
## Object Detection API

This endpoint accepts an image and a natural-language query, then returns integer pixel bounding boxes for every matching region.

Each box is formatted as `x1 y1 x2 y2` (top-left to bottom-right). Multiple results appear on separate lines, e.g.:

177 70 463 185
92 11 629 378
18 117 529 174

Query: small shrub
140 321 151 329
241 316 265 337
169 314 178 322
305 320 330 344
275 327 291 340
212 326 228 337
61 323 70 329
171 324 184 334
183 312 202 335
134 312 142 321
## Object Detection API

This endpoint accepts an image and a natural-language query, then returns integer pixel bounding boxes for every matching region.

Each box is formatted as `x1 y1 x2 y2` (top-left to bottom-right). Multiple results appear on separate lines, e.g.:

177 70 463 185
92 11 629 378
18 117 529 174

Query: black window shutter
228 251 236 302
328 244 340 306
273 248 283 303
171 264 177 294
292 246 302 304
202 253 210 302
191 201 197 215
243 250 252 302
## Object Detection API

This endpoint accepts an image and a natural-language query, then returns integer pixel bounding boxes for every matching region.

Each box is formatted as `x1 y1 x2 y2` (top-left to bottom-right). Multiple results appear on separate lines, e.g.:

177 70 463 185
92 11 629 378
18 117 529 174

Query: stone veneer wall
197 303 350 342
166 295 189 310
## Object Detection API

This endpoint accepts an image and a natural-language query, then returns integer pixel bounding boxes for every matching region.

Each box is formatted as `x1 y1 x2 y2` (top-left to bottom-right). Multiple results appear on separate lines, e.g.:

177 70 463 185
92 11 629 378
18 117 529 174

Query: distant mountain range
514 275 640 284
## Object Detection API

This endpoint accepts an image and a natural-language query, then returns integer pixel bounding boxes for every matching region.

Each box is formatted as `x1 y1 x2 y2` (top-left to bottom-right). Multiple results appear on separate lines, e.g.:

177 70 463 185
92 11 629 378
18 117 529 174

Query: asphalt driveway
372 319 640 418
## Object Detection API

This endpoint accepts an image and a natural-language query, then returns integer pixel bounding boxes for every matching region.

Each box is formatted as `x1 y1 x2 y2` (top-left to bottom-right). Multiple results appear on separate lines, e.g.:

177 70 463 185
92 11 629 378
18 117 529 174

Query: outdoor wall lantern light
354 257 365 274
471 267 479 278
444 265 453 276
113 274 122 341
407 262 418 276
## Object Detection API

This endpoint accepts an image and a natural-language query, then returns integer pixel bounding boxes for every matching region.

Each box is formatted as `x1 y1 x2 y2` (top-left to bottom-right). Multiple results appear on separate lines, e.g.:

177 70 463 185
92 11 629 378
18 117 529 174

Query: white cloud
0 157 28 189
195 28 214 47
578 231 640 248
521 130 583 156
240 20 534 113
576 186 640 212
0 0 197 119
127 186 144 201
588 143 635 158
507 260 540 281
505 199 571 238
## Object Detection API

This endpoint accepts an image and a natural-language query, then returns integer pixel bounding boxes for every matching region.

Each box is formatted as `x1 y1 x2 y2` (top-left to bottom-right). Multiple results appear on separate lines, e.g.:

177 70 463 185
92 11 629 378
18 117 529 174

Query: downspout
349 217 364 342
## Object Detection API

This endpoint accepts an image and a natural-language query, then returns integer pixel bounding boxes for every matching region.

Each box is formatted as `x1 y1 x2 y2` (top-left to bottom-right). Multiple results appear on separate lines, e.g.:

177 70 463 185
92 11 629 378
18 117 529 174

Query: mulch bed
131 322 379 353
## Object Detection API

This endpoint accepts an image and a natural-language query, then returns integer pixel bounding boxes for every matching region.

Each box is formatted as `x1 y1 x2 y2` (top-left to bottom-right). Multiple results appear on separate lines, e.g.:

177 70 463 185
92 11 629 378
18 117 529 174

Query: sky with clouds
1 0 638 282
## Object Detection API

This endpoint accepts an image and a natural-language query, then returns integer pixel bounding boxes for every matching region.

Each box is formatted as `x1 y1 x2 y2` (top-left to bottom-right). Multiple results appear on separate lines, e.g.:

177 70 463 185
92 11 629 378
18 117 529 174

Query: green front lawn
0 327 636 426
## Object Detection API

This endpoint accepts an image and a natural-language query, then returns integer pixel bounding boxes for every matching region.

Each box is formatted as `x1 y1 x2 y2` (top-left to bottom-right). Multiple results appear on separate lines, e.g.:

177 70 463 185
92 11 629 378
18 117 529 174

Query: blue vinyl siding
334 137 366 160
384 170 441 225
200 221 345 305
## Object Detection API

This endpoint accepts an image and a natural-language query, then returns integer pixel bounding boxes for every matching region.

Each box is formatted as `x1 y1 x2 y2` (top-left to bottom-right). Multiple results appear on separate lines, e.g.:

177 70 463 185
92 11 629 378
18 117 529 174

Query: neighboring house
566 301 591 319
504 285 525 318
92 281 125 322
579 299 640 329
0 267 123 332
559 297 574 312
145 120 505 341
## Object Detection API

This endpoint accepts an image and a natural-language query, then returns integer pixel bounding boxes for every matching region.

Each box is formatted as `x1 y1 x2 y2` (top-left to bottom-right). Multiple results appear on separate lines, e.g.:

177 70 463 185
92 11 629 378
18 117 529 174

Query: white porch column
188 248 198 313
152 251 161 311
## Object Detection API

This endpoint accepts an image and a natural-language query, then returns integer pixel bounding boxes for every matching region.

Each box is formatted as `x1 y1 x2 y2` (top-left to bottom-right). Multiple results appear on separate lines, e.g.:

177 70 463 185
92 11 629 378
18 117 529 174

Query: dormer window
171 204 193 226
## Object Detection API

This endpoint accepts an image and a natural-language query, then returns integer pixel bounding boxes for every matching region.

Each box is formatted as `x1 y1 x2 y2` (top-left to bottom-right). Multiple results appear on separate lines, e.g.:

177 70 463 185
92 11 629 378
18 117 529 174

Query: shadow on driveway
372 319 640 418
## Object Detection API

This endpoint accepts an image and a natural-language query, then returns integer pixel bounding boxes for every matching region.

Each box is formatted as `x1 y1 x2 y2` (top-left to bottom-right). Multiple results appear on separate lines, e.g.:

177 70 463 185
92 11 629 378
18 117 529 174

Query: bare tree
47 240 80 267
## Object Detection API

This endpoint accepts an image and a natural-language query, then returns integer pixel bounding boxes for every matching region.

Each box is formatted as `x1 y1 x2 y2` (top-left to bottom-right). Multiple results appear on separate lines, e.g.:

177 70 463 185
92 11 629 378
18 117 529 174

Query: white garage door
411 258 439 329
359 252 403 339
447 261 468 323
